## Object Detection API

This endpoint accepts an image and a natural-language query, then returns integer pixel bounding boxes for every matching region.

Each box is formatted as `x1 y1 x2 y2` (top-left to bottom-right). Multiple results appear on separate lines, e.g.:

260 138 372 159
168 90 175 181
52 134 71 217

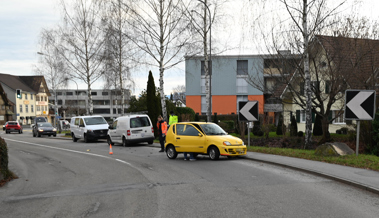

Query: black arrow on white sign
239 101 259 122
345 90 376 120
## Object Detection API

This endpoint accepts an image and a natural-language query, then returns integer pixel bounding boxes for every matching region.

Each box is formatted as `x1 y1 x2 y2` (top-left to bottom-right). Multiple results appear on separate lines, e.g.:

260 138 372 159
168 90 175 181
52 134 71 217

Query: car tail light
127 130 131 136
151 127 154 133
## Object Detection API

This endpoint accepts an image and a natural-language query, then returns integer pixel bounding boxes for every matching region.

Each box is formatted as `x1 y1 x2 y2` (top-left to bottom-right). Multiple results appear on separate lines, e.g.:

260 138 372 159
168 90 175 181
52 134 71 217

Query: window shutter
312 111 315 123
296 110 300 123
328 111 333 124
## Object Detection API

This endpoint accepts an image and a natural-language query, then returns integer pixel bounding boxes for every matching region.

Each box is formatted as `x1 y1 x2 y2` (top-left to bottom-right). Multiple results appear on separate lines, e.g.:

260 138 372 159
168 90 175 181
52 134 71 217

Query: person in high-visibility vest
157 115 167 152
169 111 178 127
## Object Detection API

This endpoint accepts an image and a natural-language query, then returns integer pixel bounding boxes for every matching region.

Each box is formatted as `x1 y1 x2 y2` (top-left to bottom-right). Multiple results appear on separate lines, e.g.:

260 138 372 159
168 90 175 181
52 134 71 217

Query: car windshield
199 123 227 135
84 117 107 125
39 123 52 127
8 122 18 125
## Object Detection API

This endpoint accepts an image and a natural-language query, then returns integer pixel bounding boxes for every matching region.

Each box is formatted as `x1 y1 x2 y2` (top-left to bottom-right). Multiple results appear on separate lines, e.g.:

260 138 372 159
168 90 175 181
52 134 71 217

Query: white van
70 115 109 143
107 114 155 146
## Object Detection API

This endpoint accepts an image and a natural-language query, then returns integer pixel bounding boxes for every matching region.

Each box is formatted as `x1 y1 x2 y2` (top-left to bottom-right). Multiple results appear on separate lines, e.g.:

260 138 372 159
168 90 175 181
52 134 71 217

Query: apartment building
50 89 131 121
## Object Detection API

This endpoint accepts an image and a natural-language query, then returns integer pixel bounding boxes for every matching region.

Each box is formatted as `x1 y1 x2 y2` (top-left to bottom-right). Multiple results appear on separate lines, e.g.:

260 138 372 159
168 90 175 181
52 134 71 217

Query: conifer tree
147 71 160 136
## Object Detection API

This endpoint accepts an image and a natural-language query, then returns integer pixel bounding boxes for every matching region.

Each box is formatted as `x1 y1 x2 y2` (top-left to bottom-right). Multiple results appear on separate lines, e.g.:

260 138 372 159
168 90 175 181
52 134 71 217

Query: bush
222 120 235 133
313 114 323 136
0 137 11 180
252 121 263 136
194 113 199 121
297 131 304 137
276 115 283 135
213 113 218 124
176 107 195 121
290 115 298 136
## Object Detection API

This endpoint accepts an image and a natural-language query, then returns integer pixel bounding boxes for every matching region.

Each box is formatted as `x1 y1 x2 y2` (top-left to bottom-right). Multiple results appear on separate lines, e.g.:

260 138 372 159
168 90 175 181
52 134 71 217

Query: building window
201 78 206 94
102 92 108 96
236 78 248 93
91 92 98 96
236 95 248 112
66 92 73 96
333 110 345 124
37 106 40 111
36 96 40 101
31 105 34 113
237 60 248 75
31 94 33 100
57 92 62 96
201 61 212 76
25 105 28 113
19 105 23 113
58 100 62 105
25 94 28 100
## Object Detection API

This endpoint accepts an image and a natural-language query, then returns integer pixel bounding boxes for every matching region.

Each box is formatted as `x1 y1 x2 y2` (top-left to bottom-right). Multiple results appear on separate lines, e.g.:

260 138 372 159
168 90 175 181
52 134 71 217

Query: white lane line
5 138 134 167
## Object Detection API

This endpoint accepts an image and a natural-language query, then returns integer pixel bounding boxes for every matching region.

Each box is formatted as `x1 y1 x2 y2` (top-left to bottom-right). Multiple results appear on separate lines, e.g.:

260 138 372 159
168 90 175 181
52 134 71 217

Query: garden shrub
290 115 298 136
0 137 11 180
313 114 323 136
297 131 304 137
276 115 283 135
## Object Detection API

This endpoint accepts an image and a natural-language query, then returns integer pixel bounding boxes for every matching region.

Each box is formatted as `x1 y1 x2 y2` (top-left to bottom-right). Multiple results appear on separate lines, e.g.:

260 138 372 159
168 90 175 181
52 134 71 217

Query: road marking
5 138 134 167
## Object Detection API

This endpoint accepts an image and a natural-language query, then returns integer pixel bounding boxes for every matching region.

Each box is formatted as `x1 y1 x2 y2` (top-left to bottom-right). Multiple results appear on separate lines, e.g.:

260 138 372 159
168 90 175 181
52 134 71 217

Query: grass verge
246 146 379 172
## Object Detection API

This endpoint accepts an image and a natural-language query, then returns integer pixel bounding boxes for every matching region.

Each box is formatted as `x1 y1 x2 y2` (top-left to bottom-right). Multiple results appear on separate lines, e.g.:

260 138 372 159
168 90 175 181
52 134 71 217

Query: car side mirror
198 133 203 137
108 125 113 130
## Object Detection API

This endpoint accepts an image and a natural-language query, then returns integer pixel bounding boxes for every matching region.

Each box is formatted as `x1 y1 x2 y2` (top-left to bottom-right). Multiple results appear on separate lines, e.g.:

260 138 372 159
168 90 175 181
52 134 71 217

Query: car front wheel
208 146 220 160
166 145 177 159
72 133 78 142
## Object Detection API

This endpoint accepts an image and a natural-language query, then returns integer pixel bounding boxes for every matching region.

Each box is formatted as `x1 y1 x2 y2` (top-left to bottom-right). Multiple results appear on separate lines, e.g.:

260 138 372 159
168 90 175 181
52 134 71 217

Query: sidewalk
55 134 379 195
244 152 379 195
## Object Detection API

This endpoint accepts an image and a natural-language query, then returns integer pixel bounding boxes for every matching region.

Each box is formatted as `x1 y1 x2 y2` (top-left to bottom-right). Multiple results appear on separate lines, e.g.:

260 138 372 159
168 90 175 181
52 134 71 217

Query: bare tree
35 28 69 127
126 0 194 121
55 0 106 115
102 0 137 116
246 0 347 147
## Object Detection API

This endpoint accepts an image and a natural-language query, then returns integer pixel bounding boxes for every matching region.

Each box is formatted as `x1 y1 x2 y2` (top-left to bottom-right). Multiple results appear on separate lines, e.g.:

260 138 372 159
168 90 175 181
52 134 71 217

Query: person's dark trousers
159 134 165 151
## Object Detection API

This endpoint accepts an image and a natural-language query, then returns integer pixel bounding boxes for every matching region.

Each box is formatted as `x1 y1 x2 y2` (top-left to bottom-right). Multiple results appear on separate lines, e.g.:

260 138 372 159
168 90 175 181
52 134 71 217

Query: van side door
109 120 121 143
78 118 85 138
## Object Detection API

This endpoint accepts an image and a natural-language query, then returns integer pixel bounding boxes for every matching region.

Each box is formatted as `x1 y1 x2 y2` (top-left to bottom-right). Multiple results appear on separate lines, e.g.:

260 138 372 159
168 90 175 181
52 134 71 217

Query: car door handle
176 137 180 139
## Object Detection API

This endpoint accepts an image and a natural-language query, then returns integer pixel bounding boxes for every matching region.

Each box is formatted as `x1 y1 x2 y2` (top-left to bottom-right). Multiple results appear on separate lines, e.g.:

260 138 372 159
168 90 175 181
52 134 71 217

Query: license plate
236 148 242 152
141 133 145 137
10 128 14 130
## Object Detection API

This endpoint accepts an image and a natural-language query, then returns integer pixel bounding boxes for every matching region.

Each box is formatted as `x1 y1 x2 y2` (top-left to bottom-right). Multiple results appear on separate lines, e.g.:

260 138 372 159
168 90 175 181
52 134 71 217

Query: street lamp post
197 0 212 122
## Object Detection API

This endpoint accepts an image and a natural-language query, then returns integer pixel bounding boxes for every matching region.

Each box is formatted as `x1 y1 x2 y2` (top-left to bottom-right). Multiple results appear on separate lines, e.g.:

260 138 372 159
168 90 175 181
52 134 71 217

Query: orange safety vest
157 121 167 135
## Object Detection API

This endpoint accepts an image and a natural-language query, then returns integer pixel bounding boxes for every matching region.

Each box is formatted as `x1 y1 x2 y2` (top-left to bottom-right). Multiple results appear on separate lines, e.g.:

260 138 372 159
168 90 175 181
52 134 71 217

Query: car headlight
223 141 232 146
38 128 43 132
53 128 57 131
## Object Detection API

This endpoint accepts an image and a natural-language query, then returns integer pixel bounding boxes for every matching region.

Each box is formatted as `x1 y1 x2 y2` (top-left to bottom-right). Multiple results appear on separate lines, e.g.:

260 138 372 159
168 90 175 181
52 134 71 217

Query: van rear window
130 117 151 128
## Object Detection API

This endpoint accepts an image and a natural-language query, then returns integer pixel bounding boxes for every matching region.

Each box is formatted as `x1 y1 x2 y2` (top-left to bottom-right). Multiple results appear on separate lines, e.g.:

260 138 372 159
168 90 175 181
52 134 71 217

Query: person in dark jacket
156 115 167 152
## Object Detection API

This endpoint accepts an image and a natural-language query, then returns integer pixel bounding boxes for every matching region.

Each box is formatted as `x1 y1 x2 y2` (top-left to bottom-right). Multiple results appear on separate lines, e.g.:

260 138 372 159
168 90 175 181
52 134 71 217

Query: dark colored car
5 121 23 134
33 122 57 137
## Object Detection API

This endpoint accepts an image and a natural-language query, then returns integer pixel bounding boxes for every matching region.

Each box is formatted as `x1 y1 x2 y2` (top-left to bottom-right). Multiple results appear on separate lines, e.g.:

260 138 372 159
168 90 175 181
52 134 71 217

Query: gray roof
0 73 35 93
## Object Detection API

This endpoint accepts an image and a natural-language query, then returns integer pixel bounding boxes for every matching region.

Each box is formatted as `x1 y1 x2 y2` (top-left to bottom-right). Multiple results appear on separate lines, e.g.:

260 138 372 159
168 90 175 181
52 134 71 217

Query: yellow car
165 122 247 160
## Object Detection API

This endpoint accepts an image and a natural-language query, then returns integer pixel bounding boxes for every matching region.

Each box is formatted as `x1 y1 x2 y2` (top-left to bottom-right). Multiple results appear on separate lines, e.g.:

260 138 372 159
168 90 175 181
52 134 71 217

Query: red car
5 121 23 134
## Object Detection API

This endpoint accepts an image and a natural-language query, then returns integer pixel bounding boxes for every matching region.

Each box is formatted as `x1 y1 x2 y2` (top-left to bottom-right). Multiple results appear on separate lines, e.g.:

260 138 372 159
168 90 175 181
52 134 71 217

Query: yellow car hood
207 134 244 146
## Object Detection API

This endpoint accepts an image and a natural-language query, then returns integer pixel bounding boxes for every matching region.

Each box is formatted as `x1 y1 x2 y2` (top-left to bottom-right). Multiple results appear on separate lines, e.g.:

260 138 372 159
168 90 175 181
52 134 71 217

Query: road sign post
345 90 376 156
239 101 259 147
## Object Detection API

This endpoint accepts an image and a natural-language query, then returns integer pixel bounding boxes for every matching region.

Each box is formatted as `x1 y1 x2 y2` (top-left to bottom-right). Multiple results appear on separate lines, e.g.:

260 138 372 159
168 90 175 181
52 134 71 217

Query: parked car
3 122 8 131
107 114 154 146
70 115 109 143
5 121 23 134
33 122 57 137
165 122 247 160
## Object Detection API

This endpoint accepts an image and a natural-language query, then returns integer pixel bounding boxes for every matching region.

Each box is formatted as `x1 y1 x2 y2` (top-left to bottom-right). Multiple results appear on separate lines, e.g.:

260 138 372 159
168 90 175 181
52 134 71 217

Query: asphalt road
1 130 379 218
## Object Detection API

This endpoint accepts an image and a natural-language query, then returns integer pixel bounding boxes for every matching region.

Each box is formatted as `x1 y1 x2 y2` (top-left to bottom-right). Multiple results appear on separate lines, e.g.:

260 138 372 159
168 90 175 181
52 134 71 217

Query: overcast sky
0 0 378 96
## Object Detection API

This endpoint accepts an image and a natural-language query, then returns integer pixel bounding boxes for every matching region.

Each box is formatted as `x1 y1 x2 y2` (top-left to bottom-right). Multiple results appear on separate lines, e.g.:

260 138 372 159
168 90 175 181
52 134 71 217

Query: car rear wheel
19 130 21 134
166 145 177 159
209 146 220 160
148 140 153 145
72 133 78 142
122 137 128 147
53 134 56 137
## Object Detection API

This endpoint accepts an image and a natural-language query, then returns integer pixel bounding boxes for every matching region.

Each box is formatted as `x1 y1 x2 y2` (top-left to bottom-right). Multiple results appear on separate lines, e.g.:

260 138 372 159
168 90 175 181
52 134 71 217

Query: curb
245 156 379 195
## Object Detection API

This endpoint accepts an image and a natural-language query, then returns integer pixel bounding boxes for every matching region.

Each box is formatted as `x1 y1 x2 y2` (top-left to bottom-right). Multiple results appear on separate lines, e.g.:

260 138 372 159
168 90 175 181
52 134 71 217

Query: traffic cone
109 144 113 155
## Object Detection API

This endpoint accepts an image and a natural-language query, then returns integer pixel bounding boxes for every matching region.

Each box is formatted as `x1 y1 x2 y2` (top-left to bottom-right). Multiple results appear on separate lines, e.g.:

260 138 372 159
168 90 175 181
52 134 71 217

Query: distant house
0 83 15 125
280 35 379 133
0 73 50 125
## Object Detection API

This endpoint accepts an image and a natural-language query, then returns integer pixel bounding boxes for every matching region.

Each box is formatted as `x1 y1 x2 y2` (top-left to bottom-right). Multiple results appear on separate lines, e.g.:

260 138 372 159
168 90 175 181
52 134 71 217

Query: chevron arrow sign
239 101 259 122
345 90 376 120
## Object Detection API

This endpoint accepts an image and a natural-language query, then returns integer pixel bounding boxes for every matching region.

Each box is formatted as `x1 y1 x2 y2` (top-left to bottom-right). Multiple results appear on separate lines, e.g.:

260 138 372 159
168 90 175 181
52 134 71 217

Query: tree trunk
319 116 331 144
303 0 312 148
159 0 167 121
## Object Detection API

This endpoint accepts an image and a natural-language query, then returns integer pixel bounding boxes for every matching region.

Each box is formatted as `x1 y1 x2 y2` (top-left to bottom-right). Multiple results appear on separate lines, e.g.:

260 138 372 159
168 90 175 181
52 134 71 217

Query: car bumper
126 136 155 144
6 128 22 132
220 146 247 156
37 131 57 135
87 131 108 140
